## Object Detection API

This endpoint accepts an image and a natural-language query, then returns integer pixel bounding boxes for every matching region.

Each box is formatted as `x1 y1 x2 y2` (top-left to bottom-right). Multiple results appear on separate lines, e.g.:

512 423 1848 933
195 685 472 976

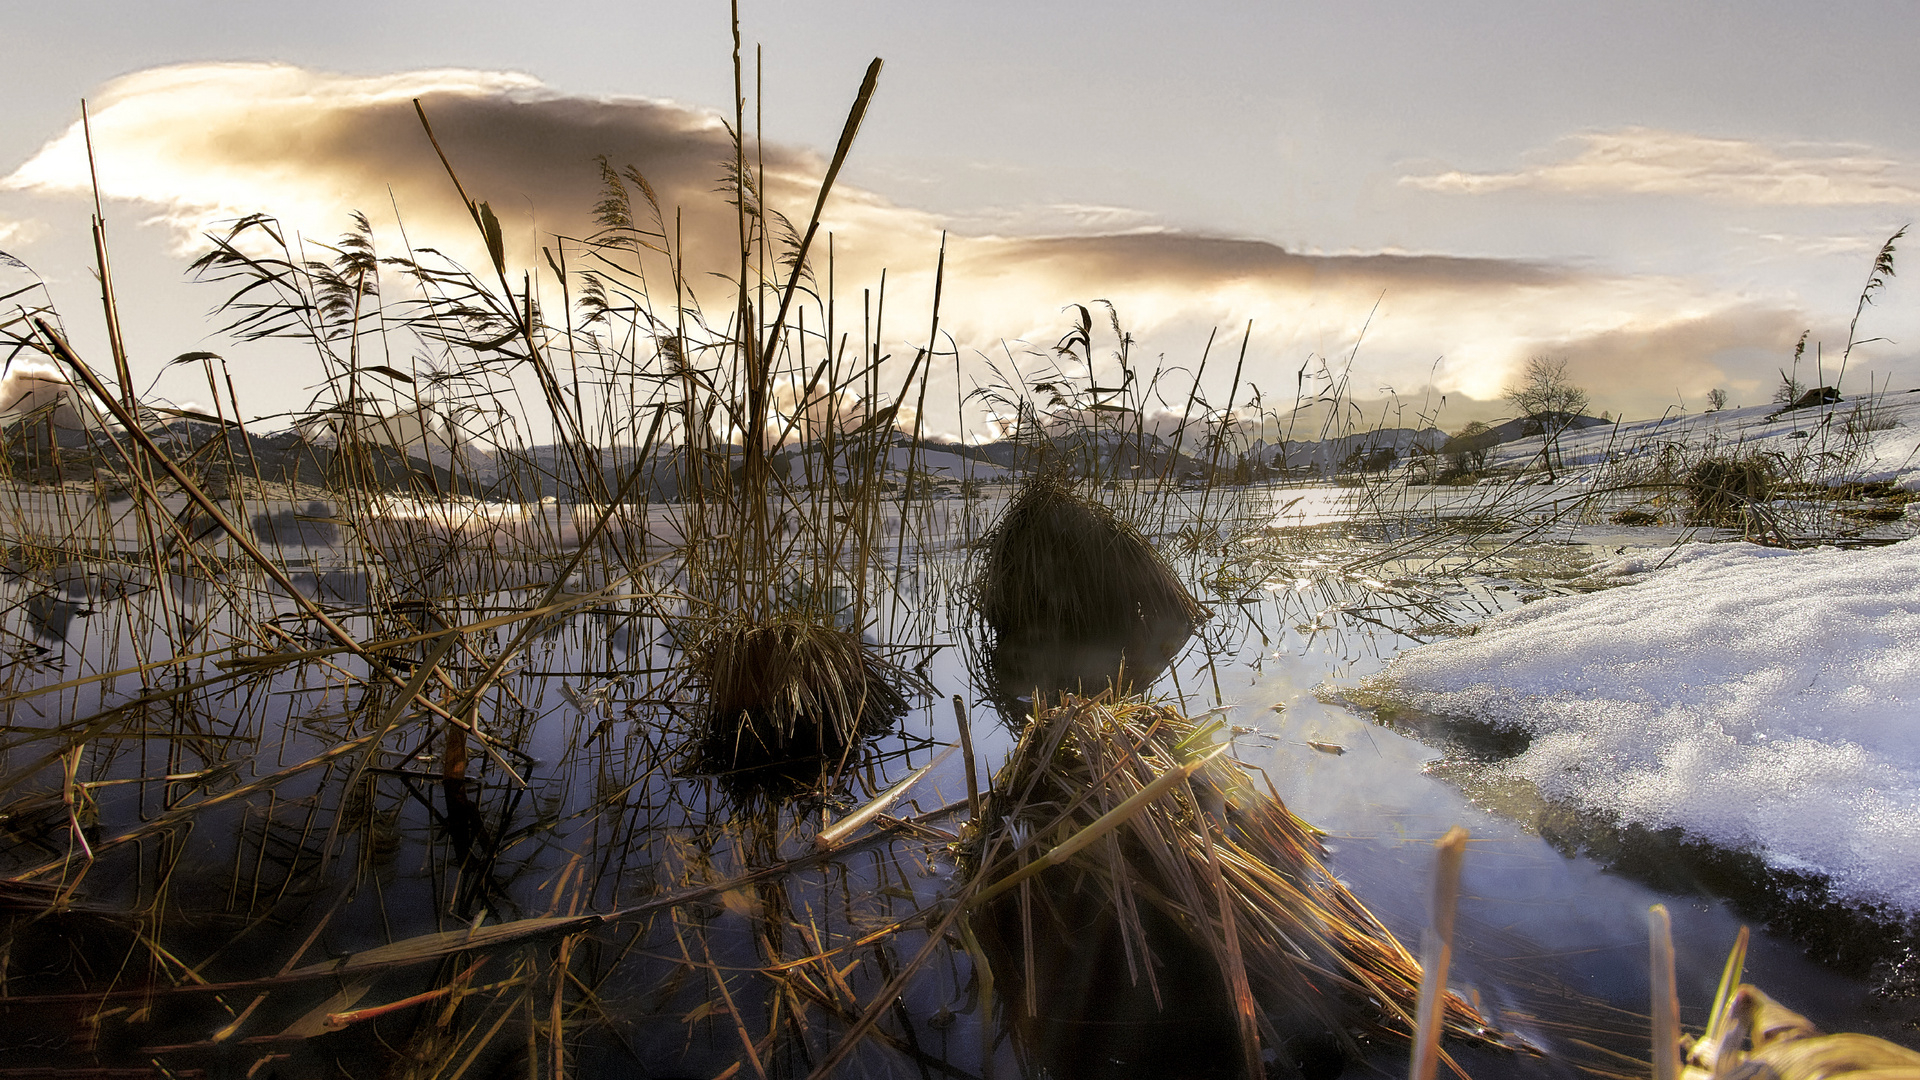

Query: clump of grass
692 612 910 775
960 695 1496 1078
1686 455 1777 527
973 464 1205 697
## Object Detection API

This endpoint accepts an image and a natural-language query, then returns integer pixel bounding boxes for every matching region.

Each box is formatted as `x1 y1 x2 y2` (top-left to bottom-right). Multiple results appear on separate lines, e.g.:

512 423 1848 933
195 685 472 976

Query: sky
2 1 1918 438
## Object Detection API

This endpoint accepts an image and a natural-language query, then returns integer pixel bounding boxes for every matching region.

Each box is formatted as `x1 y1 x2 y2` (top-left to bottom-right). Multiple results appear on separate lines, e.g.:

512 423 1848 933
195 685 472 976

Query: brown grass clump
693 613 910 774
974 467 1206 697
959 695 1495 1080
1687 455 1777 526
1612 507 1663 526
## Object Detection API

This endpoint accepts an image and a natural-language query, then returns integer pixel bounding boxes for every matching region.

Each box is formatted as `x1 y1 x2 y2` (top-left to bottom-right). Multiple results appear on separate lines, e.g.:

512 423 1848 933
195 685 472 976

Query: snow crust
1362 538 1920 914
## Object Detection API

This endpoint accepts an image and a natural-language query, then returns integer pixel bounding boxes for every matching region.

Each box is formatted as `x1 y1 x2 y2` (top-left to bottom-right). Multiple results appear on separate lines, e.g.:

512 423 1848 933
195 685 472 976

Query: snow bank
1360 538 1920 914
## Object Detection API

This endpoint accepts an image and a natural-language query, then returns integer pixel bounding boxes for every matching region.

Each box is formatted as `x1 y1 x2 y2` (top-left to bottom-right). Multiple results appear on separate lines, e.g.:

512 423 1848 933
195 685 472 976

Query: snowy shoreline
1357 536 1920 916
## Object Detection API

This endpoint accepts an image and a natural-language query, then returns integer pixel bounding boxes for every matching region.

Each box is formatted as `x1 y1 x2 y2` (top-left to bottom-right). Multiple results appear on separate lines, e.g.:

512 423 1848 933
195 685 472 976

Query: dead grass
691 612 911 775
1686 455 1778 527
960 694 1496 1077
973 465 1205 697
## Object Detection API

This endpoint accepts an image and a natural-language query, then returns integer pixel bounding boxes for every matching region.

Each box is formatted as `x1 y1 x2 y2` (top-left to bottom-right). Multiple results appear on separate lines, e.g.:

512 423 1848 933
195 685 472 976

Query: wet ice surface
1229 681 1897 1063
1362 538 1920 917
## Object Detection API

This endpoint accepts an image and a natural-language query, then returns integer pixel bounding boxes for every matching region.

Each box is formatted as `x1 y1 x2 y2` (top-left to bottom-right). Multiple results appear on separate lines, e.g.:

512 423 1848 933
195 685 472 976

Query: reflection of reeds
961 694 1493 1077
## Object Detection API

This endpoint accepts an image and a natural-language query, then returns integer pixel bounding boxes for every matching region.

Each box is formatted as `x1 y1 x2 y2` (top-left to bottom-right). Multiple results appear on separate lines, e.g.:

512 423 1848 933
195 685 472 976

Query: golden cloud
1402 127 1920 206
1 66 1810 428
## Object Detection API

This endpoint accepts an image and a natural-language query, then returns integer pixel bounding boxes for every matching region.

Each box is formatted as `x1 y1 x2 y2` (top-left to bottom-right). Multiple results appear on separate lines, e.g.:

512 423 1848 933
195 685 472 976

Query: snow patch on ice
1362 537 1920 914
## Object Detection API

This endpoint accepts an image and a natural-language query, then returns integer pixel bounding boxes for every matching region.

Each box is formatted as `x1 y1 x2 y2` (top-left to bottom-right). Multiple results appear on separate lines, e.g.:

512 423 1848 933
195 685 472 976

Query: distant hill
1438 414 1611 457
4 413 1507 502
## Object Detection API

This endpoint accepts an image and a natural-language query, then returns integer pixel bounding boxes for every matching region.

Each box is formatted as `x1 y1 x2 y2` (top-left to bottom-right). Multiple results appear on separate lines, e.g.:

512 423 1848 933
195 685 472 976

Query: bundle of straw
1686 456 1777 527
974 467 1205 696
961 695 1492 1078
692 613 909 773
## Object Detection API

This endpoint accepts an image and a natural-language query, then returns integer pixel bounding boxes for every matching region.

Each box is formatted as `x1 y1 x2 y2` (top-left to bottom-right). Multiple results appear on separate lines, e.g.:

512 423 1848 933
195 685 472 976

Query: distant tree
1772 369 1806 407
1504 356 1589 480
1706 388 1729 411
1444 420 1492 476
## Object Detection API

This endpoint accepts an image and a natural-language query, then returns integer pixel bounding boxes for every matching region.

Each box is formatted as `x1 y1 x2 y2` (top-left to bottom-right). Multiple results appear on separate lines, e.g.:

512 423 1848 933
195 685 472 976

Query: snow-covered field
1486 393 1920 491
1359 536 1920 915
1342 393 1920 917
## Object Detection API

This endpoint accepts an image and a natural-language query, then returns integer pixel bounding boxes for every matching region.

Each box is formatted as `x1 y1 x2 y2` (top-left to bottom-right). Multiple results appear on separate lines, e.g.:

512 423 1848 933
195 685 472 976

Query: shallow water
1 485 1912 1078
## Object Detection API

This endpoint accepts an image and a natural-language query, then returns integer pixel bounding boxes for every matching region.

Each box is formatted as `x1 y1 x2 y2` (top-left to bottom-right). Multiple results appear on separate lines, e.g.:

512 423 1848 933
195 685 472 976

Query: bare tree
1443 420 1492 477
1707 388 1729 411
1504 356 1588 480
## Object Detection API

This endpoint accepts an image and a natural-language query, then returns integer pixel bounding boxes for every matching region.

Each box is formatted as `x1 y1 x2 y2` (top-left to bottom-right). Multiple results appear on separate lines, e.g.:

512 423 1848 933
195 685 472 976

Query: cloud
0 356 86 428
942 202 1165 238
1402 127 1920 206
933 232 1760 408
0 217 47 250
0 65 1820 427
1521 304 1808 408
2 62 933 276
1726 226 1884 258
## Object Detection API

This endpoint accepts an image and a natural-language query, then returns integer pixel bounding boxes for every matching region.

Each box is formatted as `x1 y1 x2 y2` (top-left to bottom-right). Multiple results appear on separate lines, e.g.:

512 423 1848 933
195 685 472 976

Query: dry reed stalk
1410 826 1470 1080
1650 905 1681 1080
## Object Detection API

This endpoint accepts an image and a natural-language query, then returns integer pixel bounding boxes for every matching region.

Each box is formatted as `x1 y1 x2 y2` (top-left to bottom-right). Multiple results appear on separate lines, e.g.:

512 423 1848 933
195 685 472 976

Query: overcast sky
3 1 1917 434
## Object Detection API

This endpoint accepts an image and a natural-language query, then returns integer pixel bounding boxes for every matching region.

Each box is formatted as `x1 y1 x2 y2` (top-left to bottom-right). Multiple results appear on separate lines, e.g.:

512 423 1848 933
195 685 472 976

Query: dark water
0 495 1913 1079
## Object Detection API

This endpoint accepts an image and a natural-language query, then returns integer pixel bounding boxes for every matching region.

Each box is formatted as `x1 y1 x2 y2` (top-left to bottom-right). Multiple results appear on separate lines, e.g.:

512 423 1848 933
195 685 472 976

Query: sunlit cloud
0 65 1819 427
931 233 1784 412
944 202 1165 237
1726 225 1884 258
1402 127 1920 205
0 217 48 250
2 61 938 279
0 356 85 428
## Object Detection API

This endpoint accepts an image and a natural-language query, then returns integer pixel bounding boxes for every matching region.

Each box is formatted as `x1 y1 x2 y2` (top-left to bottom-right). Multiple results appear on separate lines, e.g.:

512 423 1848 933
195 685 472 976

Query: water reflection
0 488 1910 1078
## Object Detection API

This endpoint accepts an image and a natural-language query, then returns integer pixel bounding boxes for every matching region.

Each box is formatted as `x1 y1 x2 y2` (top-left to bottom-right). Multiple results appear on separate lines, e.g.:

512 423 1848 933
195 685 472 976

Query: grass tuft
973 464 1205 698
960 694 1497 1078
1686 455 1777 527
692 612 910 775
